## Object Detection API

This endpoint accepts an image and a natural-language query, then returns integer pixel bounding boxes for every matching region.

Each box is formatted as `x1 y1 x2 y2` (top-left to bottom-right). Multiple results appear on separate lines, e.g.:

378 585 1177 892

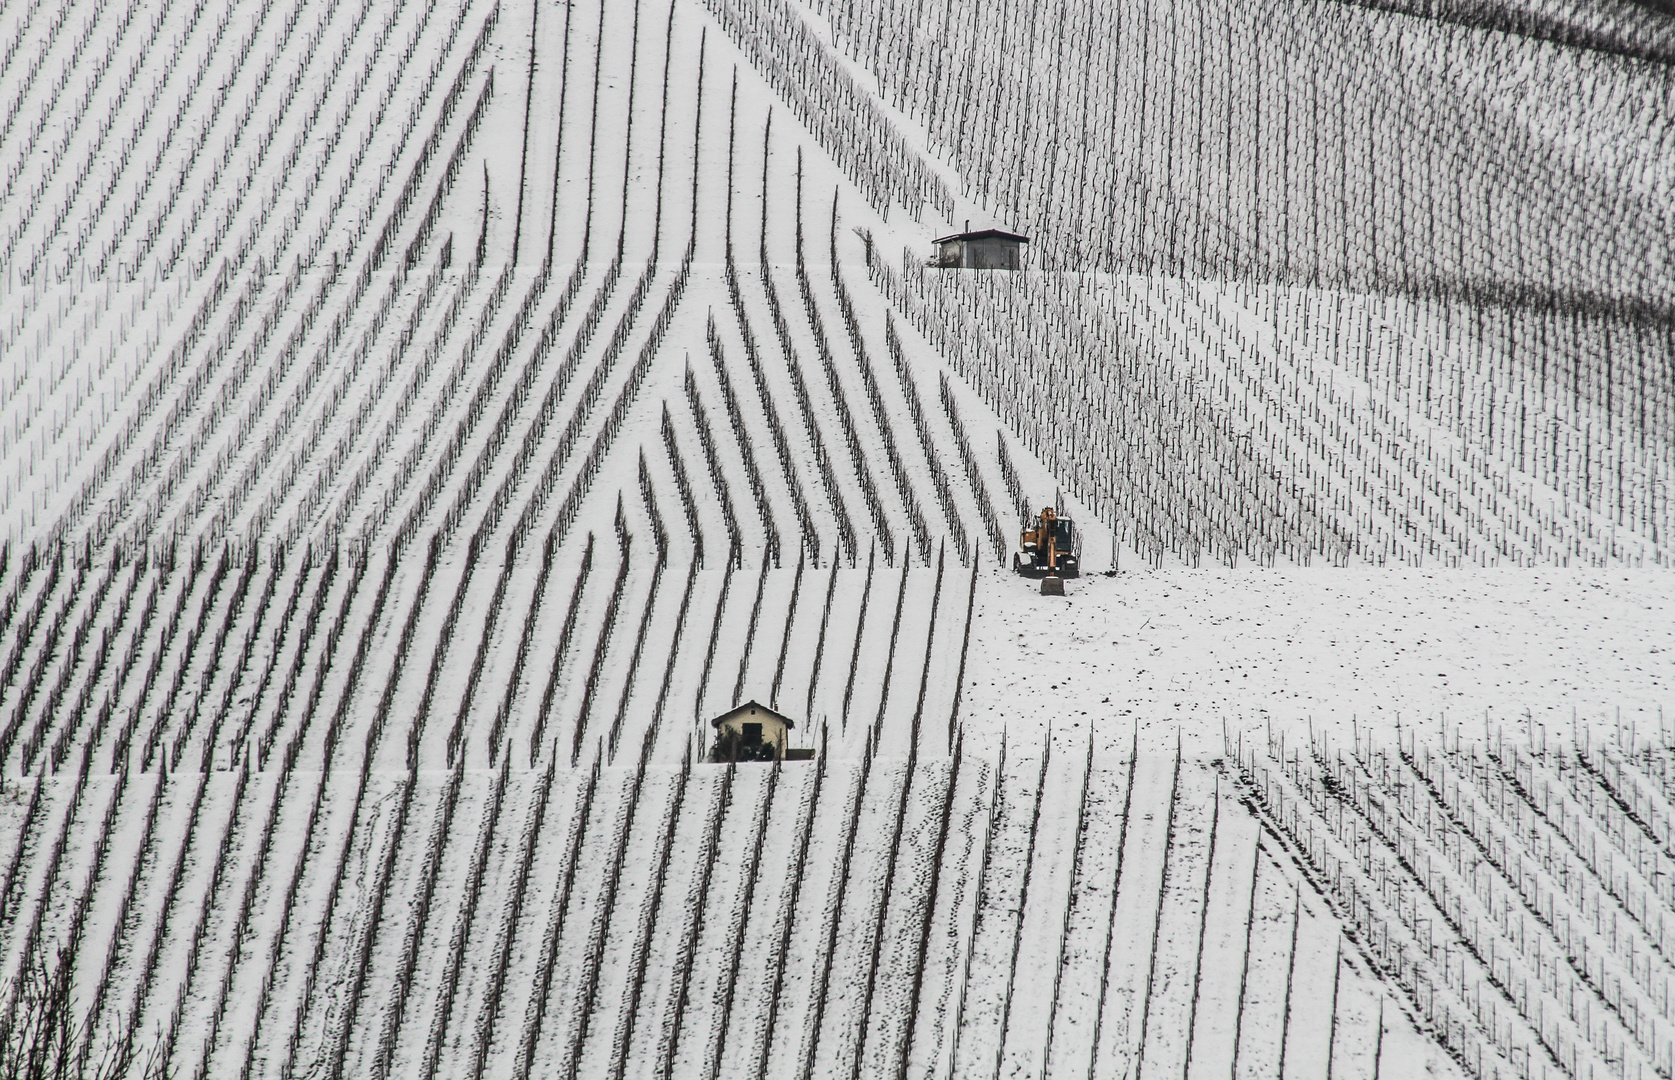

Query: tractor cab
1014 504 1080 579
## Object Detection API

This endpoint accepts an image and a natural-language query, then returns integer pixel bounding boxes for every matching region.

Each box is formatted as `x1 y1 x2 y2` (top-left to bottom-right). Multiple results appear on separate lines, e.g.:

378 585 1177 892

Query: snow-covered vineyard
1243 729 1675 1080
0 0 1672 1074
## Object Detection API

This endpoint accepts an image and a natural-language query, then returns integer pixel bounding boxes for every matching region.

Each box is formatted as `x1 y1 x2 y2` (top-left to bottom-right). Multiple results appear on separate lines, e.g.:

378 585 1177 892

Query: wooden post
1277 883 1302 1078
1371 997 1385 1080
1231 832 1262 1079
1182 775 1222 1078
1325 940 1343 1080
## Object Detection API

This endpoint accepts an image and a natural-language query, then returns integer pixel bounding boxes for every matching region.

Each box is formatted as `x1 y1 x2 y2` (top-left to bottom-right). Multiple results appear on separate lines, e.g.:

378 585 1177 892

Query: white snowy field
966 565 1675 755
1 0 1672 1074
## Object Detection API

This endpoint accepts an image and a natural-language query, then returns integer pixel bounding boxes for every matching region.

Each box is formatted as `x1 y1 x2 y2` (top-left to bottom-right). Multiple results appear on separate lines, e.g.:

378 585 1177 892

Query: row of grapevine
871 243 1670 567
814 0 1673 314
4 698 1469 1078
1233 724 1675 1079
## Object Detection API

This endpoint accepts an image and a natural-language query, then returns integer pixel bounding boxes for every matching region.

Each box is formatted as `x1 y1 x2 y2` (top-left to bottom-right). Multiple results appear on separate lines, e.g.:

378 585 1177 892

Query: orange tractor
1013 504 1080 582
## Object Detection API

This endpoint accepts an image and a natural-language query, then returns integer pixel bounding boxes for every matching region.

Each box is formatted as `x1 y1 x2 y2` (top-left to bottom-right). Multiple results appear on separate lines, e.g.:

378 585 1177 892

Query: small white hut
931 227 1028 269
708 700 804 762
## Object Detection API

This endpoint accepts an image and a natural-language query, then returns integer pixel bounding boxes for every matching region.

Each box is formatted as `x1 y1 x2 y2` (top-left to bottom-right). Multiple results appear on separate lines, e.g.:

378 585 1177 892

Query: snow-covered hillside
0 0 1671 1075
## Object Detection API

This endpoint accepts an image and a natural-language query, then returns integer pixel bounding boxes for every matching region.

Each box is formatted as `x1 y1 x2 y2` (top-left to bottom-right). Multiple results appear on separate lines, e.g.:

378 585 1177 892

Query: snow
965 565 1675 756
0 0 1671 1075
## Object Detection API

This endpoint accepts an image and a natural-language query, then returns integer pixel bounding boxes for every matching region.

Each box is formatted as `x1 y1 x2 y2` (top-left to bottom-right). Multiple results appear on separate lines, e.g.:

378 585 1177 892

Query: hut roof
709 700 797 730
932 228 1030 244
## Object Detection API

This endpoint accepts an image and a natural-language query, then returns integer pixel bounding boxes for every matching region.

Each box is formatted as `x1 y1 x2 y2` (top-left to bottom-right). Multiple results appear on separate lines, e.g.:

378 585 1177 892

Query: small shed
709 700 808 762
932 227 1028 270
